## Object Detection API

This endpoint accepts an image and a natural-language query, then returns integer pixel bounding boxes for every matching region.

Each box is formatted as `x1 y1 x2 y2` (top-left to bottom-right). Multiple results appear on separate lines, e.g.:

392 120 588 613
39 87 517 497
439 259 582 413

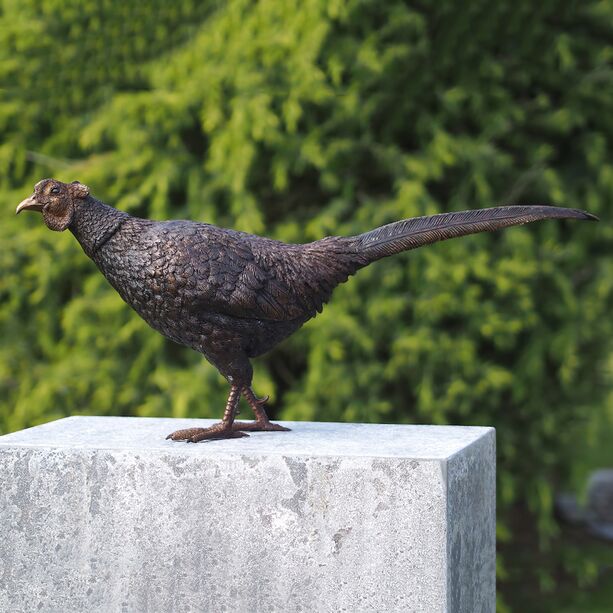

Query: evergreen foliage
0 0 611 608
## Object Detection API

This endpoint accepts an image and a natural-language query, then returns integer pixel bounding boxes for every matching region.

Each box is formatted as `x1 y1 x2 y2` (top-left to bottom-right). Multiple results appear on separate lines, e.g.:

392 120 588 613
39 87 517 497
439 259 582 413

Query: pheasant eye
50 186 60 194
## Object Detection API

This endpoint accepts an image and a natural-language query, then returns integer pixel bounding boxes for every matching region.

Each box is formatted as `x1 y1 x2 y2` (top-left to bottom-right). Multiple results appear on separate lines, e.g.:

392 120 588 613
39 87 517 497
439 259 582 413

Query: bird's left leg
232 387 291 432
166 384 248 442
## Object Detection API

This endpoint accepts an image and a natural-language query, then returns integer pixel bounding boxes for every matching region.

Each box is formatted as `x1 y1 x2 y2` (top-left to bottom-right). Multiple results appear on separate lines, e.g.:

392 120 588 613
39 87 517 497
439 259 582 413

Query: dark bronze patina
16 179 598 441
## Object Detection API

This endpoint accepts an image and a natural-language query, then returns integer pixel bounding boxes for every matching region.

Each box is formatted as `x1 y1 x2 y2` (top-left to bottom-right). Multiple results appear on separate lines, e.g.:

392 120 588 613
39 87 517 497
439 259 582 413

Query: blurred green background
0 0 612 610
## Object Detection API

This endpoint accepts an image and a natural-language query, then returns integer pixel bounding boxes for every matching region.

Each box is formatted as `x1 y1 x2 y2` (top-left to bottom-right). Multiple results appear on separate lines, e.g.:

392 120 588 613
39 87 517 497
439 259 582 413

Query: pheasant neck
69 197 129 258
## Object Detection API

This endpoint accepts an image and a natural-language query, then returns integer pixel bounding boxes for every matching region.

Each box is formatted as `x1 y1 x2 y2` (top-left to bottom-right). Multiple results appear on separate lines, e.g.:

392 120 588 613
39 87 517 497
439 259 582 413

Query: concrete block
0 417 495 612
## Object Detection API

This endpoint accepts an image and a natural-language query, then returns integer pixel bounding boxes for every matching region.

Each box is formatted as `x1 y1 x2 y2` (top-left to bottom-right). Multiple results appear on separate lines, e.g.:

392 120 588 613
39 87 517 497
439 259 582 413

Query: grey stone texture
0 417 495 612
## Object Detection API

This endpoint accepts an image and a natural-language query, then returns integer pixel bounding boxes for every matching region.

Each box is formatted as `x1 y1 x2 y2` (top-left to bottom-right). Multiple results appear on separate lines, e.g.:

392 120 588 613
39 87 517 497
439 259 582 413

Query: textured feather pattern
355 205 596 262
67 195 595 381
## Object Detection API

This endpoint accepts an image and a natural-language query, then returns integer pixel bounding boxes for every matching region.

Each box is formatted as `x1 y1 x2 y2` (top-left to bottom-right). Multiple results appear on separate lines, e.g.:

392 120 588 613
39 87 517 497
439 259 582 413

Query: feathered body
71 199 365 374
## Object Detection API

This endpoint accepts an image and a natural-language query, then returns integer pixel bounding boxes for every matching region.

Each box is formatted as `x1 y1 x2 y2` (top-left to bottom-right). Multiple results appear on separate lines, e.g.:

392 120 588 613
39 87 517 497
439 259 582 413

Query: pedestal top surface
0 416 492 460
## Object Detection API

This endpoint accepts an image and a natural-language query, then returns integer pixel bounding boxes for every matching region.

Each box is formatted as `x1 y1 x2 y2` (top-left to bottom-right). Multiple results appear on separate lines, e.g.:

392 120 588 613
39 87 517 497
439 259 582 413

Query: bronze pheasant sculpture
16 179 597 441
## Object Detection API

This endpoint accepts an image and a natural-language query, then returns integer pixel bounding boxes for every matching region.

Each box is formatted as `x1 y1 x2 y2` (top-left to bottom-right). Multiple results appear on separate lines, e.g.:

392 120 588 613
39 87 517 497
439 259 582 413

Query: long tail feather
355 205 597 262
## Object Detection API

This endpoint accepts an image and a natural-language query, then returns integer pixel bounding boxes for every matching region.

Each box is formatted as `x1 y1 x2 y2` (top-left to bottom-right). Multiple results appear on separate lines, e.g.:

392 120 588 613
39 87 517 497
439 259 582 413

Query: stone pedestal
0 416 495 612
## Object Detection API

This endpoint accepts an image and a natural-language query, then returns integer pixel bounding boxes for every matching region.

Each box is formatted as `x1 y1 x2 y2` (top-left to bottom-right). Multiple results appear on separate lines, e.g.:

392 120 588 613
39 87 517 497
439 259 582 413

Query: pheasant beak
16 195 43 214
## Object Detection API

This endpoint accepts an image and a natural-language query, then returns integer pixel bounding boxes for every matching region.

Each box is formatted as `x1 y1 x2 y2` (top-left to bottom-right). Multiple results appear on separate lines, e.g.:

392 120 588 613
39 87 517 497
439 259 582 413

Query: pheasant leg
232 387 291 432
166 385 248 442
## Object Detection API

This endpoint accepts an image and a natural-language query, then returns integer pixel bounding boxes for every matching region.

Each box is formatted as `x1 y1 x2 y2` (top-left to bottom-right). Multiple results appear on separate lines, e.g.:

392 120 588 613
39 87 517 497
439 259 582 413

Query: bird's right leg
165 384 248 442
232 387 290 432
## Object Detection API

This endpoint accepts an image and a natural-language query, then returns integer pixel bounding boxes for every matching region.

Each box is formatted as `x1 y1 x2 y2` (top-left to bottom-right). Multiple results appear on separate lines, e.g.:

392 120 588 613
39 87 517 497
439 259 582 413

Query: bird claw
165 389 285 442
166 425 250 442
232 421 290 432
